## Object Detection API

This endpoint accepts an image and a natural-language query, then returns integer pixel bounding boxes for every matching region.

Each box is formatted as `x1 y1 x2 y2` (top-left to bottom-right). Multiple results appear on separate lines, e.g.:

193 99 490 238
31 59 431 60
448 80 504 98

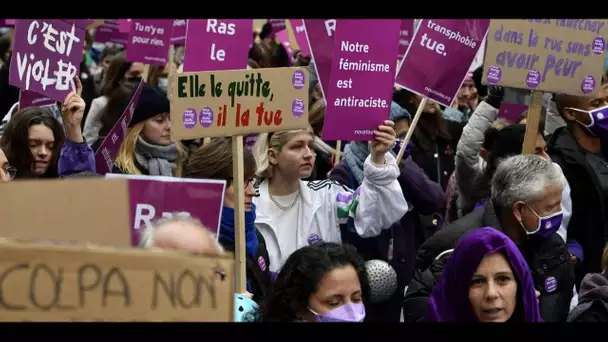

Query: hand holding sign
61 76 85 143
370 120 396 165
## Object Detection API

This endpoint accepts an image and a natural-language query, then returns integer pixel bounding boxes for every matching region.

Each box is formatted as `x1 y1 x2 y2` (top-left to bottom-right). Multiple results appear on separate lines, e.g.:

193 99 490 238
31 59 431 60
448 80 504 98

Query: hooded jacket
426 227 543 322
567 272 608 322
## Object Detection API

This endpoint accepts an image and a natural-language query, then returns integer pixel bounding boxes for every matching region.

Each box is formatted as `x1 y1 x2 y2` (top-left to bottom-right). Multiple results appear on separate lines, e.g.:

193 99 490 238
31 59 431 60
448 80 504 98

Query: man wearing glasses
0 148 15 183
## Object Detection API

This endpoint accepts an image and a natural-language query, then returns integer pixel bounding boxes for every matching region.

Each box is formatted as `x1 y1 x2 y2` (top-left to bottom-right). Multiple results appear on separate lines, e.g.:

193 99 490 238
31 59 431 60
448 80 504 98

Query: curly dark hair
249 243 369 322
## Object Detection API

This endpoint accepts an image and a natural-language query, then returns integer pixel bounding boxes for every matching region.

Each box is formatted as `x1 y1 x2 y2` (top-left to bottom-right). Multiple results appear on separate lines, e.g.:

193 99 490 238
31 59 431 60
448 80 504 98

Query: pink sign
0 19 16 27
268 19 286 33
499 102 528 123
118 19 131 33
290 19 310 57
303 19 336 99
397 19 415 59
324 19 401 141
183 19 252 72
95 80 145 174
396 19 490 107
9 19 85 102
95 24 128 45
126 19 173 66
171 19 187 45
18 89 56 109
105 174 226 246
63 19 93 29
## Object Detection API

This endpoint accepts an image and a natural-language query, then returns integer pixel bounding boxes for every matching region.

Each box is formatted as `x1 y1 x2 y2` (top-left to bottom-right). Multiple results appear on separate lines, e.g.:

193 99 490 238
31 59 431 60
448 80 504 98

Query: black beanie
129 83 170 127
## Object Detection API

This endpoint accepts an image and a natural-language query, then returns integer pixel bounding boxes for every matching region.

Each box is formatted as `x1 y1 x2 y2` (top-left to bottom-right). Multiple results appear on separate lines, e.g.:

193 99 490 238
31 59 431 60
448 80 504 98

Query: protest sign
499 102 529 123
268 19 286 33
303 19 336 100
169 67 309 139
94 80 145 175
398 19 415 60
0 241 233 321
94 24 128 45
0 19 16 27
126 19 173 66
482 19 608 96
105 174 226 246
324 19 401 141
118 19 131 32
171 19 187 45
63 19 94 29
183 19 252 72
396 19 490 107
0 178 132 246
18 89 56 109
9 19 86 102
470 37 486 72
289 19 310 56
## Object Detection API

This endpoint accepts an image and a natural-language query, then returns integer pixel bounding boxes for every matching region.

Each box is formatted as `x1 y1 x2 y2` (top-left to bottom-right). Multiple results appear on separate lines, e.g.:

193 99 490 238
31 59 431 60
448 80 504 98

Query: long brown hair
99 52 133 97
0 108 65 179
98 83 134 137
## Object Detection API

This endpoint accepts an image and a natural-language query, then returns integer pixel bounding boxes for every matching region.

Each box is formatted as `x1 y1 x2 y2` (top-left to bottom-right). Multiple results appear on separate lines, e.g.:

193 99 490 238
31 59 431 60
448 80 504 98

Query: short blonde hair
252 129 313 179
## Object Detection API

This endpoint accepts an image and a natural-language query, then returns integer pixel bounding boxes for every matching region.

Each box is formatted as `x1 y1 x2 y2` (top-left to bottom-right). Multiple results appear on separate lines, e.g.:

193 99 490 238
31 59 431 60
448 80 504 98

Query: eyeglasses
2 165 17 180
226 177 255 187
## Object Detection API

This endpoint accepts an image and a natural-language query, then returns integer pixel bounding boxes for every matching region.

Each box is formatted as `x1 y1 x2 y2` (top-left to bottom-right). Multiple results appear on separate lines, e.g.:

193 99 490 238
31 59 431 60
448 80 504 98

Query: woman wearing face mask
111 84 186 176
250 242 369 322
330 101 445 322
146 65 169 95
182 137 271 301
252 122 408 278
0 77 96 178
83 52 144 148
426 227 542 322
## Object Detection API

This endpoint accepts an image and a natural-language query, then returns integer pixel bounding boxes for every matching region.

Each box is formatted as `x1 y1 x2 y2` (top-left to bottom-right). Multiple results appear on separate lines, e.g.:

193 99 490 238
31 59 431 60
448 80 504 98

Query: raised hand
61 76 85 128
370 120 396 165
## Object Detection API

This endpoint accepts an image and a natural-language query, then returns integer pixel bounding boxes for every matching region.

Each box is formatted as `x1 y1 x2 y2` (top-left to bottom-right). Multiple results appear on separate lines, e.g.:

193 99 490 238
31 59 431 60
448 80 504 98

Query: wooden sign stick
521 91 544 155
395 96 427 164
231 136 247 293
335 140 342 163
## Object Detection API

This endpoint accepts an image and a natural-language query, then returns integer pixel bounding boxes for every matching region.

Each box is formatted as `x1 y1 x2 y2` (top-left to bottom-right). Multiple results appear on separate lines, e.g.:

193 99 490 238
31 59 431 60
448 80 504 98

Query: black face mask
126 76 142 86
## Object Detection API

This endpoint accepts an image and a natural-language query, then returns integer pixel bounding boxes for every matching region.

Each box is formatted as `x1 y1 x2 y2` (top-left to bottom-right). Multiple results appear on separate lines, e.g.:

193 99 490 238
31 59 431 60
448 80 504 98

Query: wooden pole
521 91 544 154
395 96 427 164
231 136 247 293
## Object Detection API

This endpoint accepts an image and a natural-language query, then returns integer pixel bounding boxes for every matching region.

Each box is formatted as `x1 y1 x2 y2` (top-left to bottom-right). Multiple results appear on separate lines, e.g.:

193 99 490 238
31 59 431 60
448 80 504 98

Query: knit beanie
390 101 411 123
129 83 170 127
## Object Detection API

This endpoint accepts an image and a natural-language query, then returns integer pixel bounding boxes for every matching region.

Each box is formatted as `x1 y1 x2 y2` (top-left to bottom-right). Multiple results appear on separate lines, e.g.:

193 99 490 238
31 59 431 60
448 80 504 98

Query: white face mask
157 77 168 94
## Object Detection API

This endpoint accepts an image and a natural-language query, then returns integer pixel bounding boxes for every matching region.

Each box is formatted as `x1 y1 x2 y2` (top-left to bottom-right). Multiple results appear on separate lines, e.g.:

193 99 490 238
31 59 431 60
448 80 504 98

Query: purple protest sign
105 174 226 246
499 102 528 123
268 19 286 34
18 89 56 109
95 80 145 174
183 19 252 72
303 19 336 100
9 19 85 102
396 19 490 107
62 19 93 29
324 19 401 141
171 19 187 45
118 19 131 33
126 19 172 66
291 19 310 57
398 19 415 59
94 24 128 45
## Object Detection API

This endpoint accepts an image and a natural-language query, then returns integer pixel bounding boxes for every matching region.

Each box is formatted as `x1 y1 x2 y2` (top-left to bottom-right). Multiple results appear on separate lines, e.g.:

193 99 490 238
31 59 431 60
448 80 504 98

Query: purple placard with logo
303 19 336 100
324 19 401 141
18 89 56 109
118 19 131 33
94 80 145 175
268 19 286 34
9 19 85 102
398 19 415 59
94 24 128 45
396 19 490 107
126 19 172 66
171 19 187 45
183 19 252 72
499 102 528 123
290 19 310 57
105 174 226 246
0 19 16 27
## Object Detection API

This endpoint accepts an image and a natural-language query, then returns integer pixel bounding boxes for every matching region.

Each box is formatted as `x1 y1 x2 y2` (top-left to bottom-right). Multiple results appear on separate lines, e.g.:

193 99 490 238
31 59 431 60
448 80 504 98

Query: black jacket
548 126 608 283
567 271 608 322
402 202 575 322
219 230 272 302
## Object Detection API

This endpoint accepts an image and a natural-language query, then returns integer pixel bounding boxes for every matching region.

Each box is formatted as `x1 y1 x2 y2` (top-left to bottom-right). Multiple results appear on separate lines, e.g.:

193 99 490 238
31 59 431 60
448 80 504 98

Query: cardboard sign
0 241 233 321
126 19 173 66
105 174 226 246
95 24 128 45
9 19 86 102
324 19 401 141
398 19 415 59
303 19 336 99
18 89 56 109
169 67 309 139
94 80 145 175
0 179 131 246
290 19 310 56
183 19 252 72
171 19 187 45
482 19 608 96
396 19 490 107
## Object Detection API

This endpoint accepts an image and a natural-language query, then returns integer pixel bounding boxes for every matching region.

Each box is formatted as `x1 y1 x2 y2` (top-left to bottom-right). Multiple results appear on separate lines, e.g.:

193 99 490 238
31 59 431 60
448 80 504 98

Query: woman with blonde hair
251 121 409 277
112 84 186 176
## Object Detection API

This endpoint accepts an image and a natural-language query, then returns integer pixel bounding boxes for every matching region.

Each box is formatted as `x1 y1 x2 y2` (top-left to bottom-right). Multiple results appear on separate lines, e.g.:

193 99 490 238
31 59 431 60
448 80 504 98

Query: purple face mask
393 139 413 159
309 303 366 323
521 205 563 239
569 105 608 137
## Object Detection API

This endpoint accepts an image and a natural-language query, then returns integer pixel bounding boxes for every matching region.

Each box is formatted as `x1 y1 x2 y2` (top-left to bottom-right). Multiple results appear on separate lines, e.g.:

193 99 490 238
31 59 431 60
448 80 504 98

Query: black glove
485 85 505 109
